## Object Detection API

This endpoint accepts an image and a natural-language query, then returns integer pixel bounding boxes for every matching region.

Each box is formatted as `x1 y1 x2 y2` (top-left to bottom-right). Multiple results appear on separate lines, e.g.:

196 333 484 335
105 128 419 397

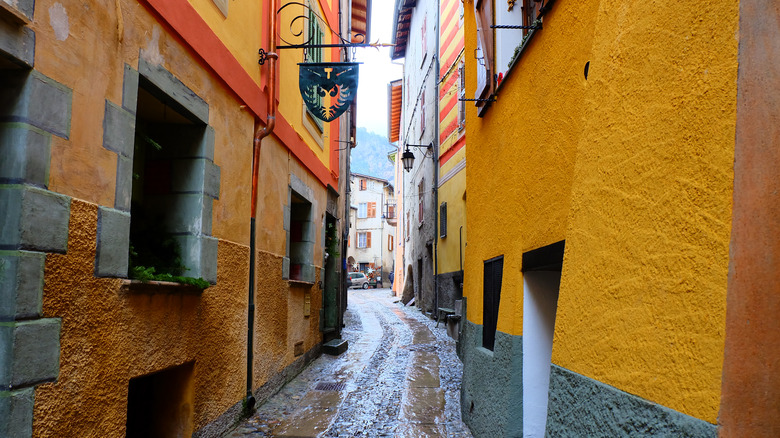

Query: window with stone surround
284 174 317 283
289 192 314 281
125 62 219 286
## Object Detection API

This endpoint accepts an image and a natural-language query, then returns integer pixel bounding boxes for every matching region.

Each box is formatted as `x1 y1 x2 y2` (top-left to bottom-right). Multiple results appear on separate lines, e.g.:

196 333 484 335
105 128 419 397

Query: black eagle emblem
299 63 359 123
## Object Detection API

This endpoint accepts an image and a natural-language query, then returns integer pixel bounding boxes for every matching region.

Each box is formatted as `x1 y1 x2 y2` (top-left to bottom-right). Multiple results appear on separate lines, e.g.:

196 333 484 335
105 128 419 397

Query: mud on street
224 288 473 437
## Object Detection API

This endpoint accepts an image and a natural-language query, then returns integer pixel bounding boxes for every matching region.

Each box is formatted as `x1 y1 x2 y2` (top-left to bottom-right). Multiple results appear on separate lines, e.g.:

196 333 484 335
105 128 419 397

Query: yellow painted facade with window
189 0 335 167
435 0 467 307
0 0 349 436
462 0 738 429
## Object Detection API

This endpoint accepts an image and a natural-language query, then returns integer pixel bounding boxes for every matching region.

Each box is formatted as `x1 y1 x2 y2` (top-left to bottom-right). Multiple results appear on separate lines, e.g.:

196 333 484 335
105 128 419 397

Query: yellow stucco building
0 0 367 436
459 0 780 436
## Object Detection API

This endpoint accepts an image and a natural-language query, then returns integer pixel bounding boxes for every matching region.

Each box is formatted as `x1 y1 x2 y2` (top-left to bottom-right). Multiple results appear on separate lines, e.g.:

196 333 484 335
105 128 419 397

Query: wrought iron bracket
491 23 542 30
258 48 267 65
257 48 278 66
257 2 393 64
459 97 497 103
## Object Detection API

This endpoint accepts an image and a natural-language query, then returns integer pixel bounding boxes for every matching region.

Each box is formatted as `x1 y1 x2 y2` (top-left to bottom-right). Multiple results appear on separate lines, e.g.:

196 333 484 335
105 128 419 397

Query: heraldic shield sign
299 62 359 122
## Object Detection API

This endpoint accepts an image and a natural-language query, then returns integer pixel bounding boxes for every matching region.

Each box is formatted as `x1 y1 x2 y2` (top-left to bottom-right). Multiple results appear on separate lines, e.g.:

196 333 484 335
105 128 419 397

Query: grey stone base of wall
460 320 717 438
460 319 523 438
193 343 322 438
435 270 463 312
546 365 717 437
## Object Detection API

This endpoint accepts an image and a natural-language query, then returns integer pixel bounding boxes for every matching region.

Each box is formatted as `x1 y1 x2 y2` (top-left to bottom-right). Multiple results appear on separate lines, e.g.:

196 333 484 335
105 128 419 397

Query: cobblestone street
223 288 473 437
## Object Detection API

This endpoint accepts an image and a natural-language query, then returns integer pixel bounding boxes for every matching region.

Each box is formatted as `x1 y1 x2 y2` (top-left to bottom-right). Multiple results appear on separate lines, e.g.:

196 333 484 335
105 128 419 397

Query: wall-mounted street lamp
402 143 433 172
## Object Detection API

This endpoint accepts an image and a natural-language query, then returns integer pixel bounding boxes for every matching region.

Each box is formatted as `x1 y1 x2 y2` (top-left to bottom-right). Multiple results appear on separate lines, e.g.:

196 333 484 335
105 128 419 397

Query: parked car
348 272 369 289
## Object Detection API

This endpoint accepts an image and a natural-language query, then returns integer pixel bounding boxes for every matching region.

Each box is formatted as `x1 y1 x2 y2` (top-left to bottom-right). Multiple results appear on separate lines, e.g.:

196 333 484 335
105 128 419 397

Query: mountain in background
351 127 396 186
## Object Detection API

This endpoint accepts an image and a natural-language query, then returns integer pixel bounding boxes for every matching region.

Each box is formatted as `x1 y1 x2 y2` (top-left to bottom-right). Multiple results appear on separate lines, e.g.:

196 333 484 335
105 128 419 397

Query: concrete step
322 338 348 356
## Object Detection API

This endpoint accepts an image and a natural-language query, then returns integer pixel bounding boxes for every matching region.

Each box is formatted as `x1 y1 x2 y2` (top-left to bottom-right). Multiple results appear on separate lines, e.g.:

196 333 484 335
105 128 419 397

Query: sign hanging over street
299 62 359 122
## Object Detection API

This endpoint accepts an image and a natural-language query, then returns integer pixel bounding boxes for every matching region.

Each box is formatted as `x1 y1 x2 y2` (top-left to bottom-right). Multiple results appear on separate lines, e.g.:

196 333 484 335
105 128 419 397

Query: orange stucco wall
35 200 247 436
35 200 323 436
25 0 331 435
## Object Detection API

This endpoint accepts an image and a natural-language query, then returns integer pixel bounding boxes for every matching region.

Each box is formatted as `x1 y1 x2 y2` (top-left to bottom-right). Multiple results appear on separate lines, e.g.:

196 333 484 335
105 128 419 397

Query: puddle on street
407 351 440 388
395 423 448 438
402 387 446 424
271 392 343 437
224 289 471 437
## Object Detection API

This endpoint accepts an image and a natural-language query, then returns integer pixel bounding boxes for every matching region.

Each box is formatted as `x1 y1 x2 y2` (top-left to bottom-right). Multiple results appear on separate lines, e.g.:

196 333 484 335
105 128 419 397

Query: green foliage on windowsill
129 265 210 289
128 206 209 290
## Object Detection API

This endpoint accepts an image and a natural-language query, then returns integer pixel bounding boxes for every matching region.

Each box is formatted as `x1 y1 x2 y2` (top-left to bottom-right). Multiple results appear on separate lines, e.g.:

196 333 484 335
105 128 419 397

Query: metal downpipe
246 0 278 413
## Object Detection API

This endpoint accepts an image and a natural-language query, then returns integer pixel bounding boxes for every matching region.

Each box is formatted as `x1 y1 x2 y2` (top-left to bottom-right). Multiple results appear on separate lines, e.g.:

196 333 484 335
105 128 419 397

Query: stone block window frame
283 174 317 283
0 0 35 25
96 59 219 285
0 21 70 435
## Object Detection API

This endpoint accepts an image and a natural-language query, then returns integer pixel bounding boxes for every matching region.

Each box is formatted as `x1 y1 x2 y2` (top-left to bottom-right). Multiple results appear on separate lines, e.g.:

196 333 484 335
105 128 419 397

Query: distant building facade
390 0 441 314
347 173 395 283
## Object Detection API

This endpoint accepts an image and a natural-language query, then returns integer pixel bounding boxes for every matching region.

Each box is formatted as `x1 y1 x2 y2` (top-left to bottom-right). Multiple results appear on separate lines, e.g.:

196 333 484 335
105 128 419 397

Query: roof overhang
351 0 371 43
390 0 416 59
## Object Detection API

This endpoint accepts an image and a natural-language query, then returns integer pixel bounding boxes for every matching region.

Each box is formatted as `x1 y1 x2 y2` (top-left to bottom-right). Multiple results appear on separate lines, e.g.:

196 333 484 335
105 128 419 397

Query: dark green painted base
460 319 717 437
460 319 523 438
546 365 717 437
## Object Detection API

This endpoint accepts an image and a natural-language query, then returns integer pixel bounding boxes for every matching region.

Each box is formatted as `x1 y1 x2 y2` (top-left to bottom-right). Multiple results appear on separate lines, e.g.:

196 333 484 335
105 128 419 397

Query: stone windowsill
288 279 315 287
0 1 30 24
120 279 206 295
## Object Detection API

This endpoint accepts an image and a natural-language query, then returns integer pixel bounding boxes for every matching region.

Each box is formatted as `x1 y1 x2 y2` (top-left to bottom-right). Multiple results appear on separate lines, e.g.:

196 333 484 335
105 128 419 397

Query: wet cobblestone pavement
223 288 473 437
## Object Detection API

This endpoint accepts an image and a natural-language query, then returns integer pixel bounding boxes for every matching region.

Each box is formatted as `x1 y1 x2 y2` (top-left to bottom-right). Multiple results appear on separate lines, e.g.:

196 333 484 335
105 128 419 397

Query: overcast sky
354 1 403 137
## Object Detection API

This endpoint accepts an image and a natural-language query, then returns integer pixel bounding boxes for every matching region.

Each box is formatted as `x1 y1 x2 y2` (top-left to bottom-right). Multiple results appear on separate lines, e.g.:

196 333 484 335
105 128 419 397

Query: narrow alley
224 288 472 437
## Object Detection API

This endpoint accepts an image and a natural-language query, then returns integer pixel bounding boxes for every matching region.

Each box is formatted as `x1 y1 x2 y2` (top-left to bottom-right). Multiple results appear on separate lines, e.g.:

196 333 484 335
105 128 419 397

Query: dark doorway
322 213 339 340
126 362 195 438
417 258 423 306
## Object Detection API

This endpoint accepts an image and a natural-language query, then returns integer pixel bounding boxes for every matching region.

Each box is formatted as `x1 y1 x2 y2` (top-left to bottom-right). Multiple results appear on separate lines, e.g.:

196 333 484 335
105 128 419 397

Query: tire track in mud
324 298 412 437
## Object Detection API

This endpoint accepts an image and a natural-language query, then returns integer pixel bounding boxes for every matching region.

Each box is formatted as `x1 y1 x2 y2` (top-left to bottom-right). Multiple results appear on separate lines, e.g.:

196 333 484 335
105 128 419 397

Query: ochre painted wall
34 200 247 436
187 0 263 85
463 0 738 425
437 146 466 275
462 0 600 338
26 1 329 435
552 0 738 424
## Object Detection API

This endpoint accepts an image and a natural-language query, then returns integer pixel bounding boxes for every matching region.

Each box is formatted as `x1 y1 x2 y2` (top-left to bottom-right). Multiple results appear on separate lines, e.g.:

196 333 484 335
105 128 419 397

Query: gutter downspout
433 0 441 318
246 0 278 413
